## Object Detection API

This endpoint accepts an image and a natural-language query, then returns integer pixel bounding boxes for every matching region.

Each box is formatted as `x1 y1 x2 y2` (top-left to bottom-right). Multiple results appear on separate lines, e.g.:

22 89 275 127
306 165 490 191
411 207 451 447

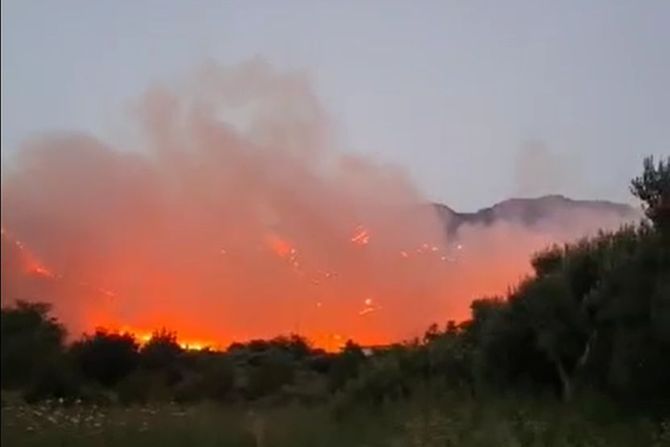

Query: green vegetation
2 156 669 445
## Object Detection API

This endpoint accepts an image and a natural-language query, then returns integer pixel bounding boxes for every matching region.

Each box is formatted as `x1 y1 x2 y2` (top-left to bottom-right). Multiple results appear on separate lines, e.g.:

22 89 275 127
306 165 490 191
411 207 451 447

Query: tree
177 352 235 402
71 330 140 387
584 225 670 404
630 155 670 232
424 321 474 391
1 301 66 388
140 329 183 370
328 340 366 391
515 275 588 401
531 245 564 277
469 296 558 395
245 349 296 399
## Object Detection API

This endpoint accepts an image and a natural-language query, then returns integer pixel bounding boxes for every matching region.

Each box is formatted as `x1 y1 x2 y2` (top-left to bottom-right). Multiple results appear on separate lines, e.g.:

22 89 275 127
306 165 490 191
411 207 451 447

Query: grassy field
3 394 669 447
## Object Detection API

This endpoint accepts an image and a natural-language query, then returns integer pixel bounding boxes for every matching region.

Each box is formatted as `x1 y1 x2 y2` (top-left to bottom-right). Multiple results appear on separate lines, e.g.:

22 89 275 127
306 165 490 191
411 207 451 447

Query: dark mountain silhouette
432 195 639 237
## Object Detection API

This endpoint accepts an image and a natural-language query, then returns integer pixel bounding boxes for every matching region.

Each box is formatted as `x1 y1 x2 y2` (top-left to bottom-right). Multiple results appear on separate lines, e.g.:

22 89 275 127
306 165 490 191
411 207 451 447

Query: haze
2 1 668 210
0 1 666 349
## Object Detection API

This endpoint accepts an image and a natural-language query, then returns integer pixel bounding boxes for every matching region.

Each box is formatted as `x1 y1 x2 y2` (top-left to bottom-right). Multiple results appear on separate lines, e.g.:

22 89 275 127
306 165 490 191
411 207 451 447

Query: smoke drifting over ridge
1 61 639 349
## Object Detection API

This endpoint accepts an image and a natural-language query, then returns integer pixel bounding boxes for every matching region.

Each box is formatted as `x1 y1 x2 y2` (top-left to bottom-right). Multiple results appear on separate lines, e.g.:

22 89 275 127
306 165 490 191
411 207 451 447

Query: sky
2 0 668 211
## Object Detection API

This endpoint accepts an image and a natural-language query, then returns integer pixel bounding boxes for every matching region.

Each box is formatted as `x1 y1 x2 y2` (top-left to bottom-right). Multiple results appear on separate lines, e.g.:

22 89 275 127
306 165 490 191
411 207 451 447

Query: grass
2 393 669 447
0 397 391 447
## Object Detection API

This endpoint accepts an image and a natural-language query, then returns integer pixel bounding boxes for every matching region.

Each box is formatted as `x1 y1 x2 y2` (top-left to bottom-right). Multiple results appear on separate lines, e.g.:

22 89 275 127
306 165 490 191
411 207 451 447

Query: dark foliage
140 329 183 370
1 302 67 390
630 155 670 232
71 330 140 388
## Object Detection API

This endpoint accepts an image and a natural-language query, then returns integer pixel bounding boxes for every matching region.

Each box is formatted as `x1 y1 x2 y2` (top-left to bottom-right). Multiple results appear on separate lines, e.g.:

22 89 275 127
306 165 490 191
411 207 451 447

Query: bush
70 330 140 387
117 370 173 405
22 358 80 403
1 301 66 389
174 352 235 403
140 329 183 371
327 341 366 391
245 350 296 399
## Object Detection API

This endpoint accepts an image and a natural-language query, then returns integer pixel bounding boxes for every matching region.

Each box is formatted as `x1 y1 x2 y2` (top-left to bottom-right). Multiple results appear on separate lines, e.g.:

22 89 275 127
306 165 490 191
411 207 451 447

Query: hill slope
433 195 639 237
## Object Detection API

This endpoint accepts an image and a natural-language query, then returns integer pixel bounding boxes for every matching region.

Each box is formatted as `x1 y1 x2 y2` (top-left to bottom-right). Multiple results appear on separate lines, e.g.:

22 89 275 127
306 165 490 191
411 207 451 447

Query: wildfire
350 226 370 245
2 219 477 353
310 333 347 352
266 234 294 258
28 264 55 278
358 298 381 316
115 327 216 351
2 62 634 361
2 227 55 278
2 222 463 352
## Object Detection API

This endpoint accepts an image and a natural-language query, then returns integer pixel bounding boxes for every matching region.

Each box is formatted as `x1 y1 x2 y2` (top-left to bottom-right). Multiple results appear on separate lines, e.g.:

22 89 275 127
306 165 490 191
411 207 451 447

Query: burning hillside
0 61 638 350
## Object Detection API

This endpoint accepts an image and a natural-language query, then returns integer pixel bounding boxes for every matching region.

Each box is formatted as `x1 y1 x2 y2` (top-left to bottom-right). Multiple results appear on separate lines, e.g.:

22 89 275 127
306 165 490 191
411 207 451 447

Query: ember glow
265 234 295 259
350 226 371 246
114 327 215 351
0 61 636 350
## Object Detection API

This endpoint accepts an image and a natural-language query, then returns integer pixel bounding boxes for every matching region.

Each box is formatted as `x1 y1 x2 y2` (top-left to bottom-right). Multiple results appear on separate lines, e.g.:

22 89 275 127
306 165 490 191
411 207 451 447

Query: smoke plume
0 60 638 349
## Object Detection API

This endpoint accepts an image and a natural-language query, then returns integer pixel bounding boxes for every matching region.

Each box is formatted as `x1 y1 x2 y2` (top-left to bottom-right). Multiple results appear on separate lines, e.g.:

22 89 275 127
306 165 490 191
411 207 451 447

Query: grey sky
2 1 668 211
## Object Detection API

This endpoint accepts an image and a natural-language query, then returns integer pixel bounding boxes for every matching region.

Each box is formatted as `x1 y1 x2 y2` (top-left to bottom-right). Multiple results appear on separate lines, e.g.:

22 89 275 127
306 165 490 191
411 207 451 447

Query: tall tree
1 301 66 388
630 156 670 233
71 330 140 387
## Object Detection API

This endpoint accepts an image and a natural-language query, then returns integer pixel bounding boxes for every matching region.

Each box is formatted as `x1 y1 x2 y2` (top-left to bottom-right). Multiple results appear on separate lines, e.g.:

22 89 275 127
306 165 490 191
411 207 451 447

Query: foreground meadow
3 394 669 447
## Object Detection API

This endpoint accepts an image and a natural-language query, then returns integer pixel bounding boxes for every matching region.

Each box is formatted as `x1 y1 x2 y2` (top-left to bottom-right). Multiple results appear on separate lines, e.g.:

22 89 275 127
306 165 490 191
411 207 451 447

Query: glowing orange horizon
3 220 614 355
110 326 218 351
89 325 357 353
1 223 558 353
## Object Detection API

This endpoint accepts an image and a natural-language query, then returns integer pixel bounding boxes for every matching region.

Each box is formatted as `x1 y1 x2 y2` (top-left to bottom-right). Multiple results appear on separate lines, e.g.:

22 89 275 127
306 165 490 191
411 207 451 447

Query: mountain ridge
432 194 639 237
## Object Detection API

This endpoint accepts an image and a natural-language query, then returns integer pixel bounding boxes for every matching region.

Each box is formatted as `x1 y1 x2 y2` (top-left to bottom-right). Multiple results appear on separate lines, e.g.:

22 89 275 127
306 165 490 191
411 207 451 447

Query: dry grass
2 393 668 447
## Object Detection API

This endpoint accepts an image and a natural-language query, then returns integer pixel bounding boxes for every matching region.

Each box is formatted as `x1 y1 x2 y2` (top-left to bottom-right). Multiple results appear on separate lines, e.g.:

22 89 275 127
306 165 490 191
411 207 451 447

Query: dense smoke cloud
0 60 638 349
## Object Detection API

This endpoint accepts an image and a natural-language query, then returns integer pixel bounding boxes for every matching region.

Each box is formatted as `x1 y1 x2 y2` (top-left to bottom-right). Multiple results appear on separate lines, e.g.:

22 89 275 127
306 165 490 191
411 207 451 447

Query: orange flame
265 234 294 258
1 63 638 356
113 326 217 351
